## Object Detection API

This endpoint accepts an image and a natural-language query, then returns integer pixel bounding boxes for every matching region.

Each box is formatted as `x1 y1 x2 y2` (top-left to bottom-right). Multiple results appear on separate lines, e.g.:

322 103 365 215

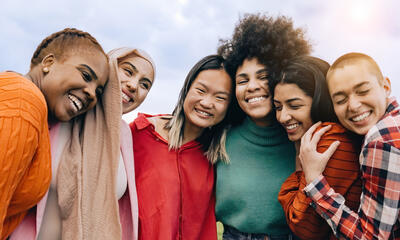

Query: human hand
299 122 340 184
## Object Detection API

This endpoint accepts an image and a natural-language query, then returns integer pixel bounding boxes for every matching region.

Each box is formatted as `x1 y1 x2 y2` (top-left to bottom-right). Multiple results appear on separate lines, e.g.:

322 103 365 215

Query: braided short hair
30 28 107 68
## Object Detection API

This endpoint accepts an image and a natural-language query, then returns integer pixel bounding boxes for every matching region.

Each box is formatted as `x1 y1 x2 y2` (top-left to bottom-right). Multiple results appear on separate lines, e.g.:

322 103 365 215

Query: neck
251 114 273 127
25 67 43 91
294 141 302 171
294 141 300 155
182 121 204 145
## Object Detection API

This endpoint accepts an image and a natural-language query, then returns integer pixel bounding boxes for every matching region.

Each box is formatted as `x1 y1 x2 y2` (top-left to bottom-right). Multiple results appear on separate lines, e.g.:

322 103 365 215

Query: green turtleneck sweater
216 117 296 234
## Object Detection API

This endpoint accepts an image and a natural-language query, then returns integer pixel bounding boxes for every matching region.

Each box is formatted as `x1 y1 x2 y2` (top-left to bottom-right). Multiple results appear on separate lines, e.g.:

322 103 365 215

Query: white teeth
196 109 211 116
286 123 299 130
352 112 370 122
248 96 265 103
68 94 83 112
121 92 132 102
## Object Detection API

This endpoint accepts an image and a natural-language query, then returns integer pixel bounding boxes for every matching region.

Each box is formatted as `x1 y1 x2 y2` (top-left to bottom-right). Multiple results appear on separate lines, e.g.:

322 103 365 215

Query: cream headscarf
107 47 156 79
56 47 155 240
56 49 122 239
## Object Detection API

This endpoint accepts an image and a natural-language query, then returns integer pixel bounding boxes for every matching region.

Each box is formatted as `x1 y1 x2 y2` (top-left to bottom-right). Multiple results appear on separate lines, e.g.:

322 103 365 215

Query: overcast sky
1 0 399 122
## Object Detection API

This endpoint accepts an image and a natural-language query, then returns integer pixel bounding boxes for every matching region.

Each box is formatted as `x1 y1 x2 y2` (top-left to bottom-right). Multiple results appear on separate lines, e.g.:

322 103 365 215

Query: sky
1 0 399 123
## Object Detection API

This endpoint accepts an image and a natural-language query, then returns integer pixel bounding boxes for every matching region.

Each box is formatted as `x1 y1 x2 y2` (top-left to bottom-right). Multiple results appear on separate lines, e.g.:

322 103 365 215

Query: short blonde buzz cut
327 52 384 85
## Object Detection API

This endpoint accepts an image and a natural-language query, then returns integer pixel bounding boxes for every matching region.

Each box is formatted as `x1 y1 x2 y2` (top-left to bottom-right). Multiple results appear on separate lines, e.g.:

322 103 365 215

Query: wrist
305 172 321 185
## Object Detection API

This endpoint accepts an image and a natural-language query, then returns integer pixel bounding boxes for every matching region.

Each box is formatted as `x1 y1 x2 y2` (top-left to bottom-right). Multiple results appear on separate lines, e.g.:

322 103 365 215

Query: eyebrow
142 78 153 86
123 62 138 73
273 97 302 103
236 68 268 78
256 68 268 75
79 64 98 80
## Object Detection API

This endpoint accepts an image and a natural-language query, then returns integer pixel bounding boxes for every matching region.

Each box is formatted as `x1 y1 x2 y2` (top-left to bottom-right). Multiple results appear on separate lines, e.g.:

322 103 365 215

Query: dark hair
30 28 107 68
218 13 311 125
275 55 337 123
165 55 234 163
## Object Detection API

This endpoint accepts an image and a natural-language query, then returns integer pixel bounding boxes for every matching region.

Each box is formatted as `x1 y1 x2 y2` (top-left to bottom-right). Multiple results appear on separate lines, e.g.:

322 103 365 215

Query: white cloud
1 0 399 124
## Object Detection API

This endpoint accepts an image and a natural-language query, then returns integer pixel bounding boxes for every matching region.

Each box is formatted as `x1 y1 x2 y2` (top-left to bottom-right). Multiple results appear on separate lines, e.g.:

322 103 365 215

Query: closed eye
81 70 92 82
140 82 150 90
357 89 370 95
124 68 133 77
236 78 248 85
289 104 302 110
196 88 206 94
216 96 227 101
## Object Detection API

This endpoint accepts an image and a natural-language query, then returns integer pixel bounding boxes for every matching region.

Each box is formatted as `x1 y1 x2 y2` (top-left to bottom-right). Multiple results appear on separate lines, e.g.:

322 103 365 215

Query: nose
247 78 260 92
126 78 138 93
199 95 214 109
348 95 361 112
277 106 291 123
83 82 98 106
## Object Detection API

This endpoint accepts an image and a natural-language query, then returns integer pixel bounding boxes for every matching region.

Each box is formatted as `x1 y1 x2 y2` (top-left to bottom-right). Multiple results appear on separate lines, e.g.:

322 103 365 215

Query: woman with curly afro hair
215 13 310 239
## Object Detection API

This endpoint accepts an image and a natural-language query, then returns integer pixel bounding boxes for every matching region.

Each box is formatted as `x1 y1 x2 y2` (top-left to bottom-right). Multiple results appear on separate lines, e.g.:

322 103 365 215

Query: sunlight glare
350 0 374 22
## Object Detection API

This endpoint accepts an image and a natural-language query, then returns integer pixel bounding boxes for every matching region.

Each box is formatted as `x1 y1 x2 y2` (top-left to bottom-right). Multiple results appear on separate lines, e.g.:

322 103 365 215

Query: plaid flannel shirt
304 97 400 240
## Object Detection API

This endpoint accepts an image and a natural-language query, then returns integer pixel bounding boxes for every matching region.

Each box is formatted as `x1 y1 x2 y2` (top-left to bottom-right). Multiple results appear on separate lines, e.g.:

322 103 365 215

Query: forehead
193 69 232 90
274 83 310 100
237 58 267 74
119 54 154 78
63 49 108 82
327 63 381 94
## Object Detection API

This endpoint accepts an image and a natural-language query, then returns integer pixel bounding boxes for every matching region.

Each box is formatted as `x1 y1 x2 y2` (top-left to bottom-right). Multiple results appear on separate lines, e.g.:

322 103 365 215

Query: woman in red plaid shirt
300 52 400 239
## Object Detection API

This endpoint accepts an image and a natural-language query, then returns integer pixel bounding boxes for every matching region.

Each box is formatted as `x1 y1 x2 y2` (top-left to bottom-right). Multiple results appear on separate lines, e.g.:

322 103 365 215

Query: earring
43 67 49 73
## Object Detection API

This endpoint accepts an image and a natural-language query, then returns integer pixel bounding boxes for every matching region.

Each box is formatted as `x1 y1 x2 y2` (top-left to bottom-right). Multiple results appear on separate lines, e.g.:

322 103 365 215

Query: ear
41 54 56 69
382 76 391 97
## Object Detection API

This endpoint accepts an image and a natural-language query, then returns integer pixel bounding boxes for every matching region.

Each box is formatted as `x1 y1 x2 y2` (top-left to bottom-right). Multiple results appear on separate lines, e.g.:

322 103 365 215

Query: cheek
275 111 281 122
182 95 193 115
137 90 149 103
235 86 244 100
118 72 128 83
215 102 229 118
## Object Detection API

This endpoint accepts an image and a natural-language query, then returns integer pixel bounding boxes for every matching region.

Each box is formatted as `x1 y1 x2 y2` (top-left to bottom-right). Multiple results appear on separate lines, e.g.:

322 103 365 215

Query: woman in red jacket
273 56 362 240
130 55 233 240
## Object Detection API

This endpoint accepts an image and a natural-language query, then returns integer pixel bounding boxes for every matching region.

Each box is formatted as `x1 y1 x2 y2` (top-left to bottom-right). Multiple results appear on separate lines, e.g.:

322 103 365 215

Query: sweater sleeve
0 73 51 240
0 116 41 238
278 123 361 240
279 171 331 240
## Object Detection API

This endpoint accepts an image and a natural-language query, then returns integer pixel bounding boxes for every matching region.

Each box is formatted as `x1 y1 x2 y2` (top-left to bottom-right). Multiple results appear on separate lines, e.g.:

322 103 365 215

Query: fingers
310 125 332 146
301 122 321 144
322 140 340 160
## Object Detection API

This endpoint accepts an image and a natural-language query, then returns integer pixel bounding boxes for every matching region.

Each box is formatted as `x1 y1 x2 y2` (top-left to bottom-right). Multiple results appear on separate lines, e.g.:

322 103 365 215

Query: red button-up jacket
130 113 217 240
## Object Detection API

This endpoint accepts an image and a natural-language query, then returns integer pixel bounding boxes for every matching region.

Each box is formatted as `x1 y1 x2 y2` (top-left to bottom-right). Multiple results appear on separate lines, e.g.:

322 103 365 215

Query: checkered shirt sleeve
304 97 400 240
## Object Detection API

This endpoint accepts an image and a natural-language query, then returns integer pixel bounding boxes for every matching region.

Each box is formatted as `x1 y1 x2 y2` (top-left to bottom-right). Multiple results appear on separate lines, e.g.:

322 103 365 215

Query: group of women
1 13 362 240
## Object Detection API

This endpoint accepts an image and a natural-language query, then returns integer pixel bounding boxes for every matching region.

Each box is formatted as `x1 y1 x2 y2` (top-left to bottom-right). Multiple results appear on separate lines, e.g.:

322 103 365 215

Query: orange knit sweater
278 122 362 240
0 72 51 240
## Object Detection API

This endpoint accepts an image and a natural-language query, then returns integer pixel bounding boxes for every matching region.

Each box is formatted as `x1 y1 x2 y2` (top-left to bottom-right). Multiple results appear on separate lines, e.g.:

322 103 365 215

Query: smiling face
235 58 272 126
183 69 232 132
118 54 154 114
274 83 313 142
41 50 108 122
328 61 390 135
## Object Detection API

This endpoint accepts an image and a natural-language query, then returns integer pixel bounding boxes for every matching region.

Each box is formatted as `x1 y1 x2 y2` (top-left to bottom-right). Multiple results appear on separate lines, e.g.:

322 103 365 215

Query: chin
288 136 300 142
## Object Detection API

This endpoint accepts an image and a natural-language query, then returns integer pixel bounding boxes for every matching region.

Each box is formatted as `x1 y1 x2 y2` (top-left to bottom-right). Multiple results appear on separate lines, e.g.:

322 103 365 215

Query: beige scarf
56 50 122 239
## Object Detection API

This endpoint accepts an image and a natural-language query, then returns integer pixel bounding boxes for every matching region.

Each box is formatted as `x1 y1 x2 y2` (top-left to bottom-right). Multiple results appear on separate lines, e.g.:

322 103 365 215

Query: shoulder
365 112 400 150
0 72 47 128
318 122 361 152
130 113 169 127
318 122 355 141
